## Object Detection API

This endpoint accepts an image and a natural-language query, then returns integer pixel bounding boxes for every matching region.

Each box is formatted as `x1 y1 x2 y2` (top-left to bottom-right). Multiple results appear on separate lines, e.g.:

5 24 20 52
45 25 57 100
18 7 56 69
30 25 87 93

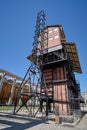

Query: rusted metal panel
62 84 67 101
54 83 68 101
59 103 62 114
43 69 52 83
0 82 29 103
0 82 12 102
12 86 19 103
42 66 70 115
57 67 66 80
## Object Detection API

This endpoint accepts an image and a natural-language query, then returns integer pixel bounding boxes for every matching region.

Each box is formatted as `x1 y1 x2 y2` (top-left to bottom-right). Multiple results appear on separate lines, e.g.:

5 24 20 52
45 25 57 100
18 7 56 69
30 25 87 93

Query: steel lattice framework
14 10 49 116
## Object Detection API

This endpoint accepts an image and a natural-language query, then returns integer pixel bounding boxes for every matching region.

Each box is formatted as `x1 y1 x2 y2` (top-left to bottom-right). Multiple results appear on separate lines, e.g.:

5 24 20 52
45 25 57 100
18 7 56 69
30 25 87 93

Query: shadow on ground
0 113 48 130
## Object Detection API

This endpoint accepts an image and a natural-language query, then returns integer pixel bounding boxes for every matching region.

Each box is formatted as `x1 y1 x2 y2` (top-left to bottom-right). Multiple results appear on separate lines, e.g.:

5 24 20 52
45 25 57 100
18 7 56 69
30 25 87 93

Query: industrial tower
14 11 83 116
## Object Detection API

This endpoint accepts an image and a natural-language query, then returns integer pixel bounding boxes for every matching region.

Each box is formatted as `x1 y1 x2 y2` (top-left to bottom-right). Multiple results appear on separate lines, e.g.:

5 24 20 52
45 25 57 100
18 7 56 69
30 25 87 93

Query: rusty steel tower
14 10 83 116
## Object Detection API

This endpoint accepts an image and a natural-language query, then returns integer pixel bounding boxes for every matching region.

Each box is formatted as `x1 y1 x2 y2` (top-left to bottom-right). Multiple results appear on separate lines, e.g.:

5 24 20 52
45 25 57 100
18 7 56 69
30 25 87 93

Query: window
49 37 53 41
54 28 59 31
48 30 52 33
54 35 59 39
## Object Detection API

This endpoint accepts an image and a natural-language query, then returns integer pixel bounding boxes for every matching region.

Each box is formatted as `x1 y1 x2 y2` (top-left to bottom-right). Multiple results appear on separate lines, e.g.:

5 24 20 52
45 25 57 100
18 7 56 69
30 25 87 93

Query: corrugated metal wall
42 66 70 115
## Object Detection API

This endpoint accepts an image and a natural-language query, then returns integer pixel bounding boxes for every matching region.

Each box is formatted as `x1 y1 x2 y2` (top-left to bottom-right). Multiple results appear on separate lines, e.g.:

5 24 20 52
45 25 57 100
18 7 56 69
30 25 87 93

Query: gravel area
0 112 87 130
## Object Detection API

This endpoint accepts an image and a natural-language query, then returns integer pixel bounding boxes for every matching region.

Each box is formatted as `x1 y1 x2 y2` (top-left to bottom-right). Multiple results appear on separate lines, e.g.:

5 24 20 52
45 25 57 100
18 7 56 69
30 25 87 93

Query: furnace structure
28 11 83 115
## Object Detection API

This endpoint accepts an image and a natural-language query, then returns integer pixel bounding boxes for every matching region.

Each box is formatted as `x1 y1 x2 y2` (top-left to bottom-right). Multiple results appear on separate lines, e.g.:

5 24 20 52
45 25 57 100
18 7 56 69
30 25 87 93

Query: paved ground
0 112 87 130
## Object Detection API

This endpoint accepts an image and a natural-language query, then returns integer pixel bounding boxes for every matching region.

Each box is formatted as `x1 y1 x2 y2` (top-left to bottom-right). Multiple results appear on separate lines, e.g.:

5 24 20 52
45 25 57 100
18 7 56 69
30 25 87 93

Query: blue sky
0 0 87 92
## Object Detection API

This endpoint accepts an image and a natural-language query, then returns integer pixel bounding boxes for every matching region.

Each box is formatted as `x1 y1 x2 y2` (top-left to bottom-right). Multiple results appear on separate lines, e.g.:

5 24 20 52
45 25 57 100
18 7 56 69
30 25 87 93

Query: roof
0 68 23 81
45 24 62 28
63 42 82 73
